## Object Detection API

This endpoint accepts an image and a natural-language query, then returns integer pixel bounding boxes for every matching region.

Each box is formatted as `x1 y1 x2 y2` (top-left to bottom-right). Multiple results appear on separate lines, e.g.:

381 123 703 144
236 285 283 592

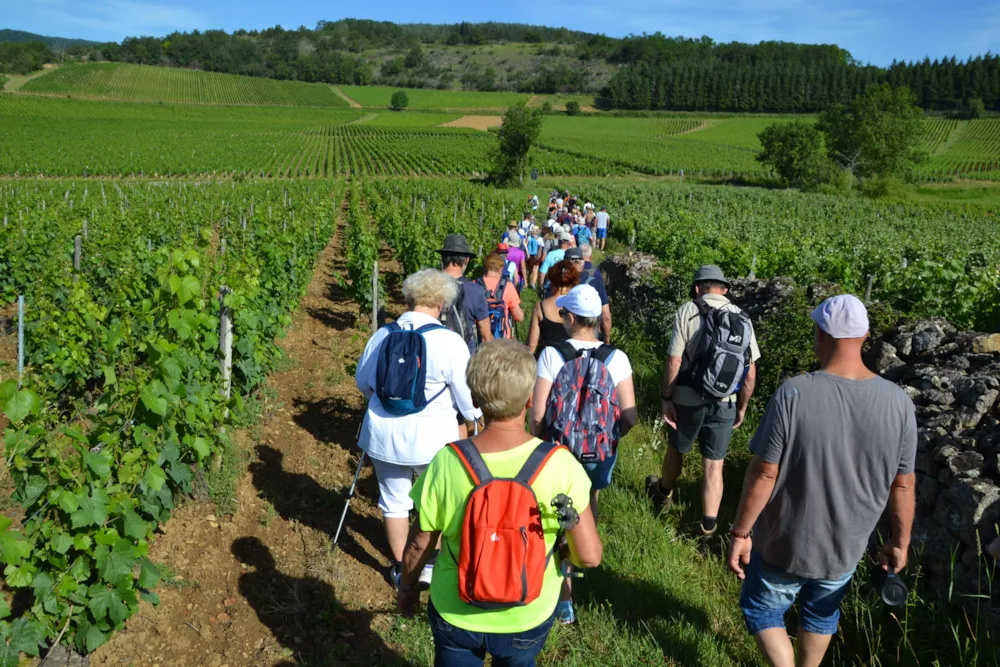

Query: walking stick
332 423 366 552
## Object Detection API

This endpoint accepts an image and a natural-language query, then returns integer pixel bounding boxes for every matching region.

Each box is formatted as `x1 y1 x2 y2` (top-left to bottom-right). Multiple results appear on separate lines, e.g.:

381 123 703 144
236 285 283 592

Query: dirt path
332 86 363 109
348 112 378 125
440 115 502 131
91 190 411 667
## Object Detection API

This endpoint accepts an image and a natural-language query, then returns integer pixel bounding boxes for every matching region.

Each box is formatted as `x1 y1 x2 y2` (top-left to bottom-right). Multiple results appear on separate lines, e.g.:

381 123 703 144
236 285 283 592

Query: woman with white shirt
529 284 637 624
355 269 482 587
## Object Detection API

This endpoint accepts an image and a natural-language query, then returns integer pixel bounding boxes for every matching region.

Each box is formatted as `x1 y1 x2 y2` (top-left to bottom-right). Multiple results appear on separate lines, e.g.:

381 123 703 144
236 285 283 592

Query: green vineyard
20 63 349 108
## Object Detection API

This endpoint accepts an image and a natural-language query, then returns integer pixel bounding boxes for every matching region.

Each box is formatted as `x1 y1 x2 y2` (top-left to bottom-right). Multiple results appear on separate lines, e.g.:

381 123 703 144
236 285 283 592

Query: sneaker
554 600 576 625
418 563 434 589
389 562 402 592
645 475 675 514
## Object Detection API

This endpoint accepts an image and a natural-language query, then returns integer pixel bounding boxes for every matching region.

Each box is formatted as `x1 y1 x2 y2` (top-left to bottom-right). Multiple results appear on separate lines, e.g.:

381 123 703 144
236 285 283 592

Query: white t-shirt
538 340 633 387
595 212 610 229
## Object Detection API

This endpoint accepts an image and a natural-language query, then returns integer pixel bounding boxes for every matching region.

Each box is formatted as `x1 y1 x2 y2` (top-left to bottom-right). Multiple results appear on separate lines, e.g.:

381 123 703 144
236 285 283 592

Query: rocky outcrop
868 320 1000 591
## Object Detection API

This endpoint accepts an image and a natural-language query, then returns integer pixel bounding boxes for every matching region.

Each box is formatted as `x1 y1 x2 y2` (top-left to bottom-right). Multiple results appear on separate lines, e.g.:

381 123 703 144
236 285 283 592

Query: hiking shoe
554 600 576 625
418 563 434 590
389 562 402 592
645 475 675 514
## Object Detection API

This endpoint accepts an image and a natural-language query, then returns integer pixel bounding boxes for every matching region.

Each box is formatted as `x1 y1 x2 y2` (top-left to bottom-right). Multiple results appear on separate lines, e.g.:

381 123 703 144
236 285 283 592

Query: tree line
606 36 1000 113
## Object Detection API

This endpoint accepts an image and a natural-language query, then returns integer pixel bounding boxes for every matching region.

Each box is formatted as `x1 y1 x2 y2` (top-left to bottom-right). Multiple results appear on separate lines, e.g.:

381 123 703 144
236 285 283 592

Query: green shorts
668 401 737 461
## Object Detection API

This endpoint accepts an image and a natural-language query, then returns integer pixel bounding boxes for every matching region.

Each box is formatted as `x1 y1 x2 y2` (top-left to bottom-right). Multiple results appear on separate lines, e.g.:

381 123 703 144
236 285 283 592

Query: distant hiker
438 234 493 354
531 284 637 623
397 340 603 662
501 220 522 245
538 233 573 292
476 253 524 340
526 260 579 357
526 227 544 289
355 269 484 591
503 236 528 293
568 245 611 343
646 265 760 536
594 206 610 251
572 219 592 248
727 295 917 667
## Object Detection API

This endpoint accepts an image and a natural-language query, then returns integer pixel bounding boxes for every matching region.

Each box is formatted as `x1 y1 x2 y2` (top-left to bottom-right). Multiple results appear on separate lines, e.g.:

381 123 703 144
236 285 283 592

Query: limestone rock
972 334 1000 354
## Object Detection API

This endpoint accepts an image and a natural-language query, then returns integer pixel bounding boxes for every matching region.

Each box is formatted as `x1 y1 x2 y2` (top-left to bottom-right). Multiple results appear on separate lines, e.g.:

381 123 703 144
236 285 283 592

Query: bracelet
729 528 752 539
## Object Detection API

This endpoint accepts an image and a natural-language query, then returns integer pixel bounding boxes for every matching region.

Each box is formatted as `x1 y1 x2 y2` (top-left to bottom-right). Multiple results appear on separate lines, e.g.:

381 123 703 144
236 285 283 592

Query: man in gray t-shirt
728 295 916 667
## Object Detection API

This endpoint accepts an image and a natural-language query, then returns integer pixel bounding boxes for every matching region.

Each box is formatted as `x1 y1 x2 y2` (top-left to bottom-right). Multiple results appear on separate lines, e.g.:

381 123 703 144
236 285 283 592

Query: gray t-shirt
750 372 917 579
595 211 610 229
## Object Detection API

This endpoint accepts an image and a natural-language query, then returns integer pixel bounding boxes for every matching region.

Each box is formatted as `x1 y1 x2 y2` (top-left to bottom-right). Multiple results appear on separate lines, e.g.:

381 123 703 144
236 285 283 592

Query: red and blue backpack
542 342 621 463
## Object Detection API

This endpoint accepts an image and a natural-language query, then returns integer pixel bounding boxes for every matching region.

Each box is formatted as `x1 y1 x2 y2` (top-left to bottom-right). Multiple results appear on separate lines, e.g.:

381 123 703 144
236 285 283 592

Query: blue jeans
739 552 855 636
581 452 617 491
428 602 554 667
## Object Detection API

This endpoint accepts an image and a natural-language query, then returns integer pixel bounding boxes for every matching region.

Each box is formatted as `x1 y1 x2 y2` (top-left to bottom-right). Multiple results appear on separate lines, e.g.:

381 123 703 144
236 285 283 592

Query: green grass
20 62 349 107
339 84 529 109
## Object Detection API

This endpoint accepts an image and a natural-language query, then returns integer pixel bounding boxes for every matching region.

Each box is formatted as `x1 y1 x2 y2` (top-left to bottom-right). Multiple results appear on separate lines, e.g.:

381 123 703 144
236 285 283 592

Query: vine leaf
138 558 160 590
70 488 110 529
89 587 128 626
0 517 30 566
95 539 135 587
2 387 40 424
143 465 167 492
122 509 147 541
84 452 111 479
140 382 168 417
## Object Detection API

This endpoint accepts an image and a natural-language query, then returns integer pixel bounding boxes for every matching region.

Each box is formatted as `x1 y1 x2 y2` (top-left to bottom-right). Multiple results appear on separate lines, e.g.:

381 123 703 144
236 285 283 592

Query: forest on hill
2 19 999 113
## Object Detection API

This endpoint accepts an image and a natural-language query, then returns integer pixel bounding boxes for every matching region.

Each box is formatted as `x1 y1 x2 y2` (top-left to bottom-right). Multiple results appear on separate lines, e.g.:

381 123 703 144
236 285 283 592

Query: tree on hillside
756 122 833 190
817 83 925 180
492 102 542 186
390 90 409 111
565 100 581 115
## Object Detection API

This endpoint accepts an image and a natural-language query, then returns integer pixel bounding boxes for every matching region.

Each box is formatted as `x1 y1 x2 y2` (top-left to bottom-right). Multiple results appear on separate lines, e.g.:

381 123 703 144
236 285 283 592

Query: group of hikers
352 192 1000 667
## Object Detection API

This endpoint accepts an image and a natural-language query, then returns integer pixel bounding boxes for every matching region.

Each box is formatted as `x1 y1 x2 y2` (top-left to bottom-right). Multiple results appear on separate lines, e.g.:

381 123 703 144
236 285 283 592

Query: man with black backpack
438 234 493 354
646 265 760 537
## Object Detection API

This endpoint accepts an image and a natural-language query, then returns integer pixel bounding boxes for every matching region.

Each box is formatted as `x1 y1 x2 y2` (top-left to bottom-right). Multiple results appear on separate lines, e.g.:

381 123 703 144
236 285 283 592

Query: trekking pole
332 450 367 552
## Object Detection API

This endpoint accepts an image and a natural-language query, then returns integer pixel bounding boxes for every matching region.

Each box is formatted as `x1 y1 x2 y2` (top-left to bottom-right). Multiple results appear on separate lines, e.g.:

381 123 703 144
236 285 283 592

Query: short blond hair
402 269 458 310
466 340 536 420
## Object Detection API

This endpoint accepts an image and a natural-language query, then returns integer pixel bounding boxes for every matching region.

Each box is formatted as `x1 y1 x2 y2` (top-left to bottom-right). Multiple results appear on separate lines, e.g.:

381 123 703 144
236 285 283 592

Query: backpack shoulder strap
448 439 493 486
591 344 616 365
514 441 564 486
689 297 714 321
415 323 446 335
553 341 579 363
386 321 402 333
498 274 509 294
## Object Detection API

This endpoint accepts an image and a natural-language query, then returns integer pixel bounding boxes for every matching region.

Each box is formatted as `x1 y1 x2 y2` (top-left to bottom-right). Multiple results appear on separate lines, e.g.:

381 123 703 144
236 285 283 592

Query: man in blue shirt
538 233 572 288
437 234 493 353
568 245 612 342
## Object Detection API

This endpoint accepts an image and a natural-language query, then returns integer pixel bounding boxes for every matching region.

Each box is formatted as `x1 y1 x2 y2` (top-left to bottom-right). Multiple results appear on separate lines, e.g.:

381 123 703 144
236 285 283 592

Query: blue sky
7 0 1000 66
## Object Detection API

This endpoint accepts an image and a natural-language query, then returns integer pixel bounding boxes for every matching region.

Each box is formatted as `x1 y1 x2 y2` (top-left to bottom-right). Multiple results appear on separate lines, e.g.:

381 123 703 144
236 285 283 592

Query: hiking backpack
678 299 753 399
375 322 447 416
543 343 621 463
440 279 469 345
448 438 564 608
476 276 511 339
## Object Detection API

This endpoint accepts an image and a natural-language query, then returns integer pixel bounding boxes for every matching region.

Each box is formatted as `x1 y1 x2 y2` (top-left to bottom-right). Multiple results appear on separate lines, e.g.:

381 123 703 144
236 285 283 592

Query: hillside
19 62 348 107
0 29 99 50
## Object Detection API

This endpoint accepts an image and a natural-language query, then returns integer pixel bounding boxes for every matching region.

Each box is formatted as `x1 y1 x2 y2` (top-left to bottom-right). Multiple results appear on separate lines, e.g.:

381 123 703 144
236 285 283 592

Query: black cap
565 248 585 261
436 234 475 257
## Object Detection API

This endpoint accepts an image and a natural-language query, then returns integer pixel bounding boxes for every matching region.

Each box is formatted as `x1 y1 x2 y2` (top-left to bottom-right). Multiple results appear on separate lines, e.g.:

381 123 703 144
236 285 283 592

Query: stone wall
602 251 1000 598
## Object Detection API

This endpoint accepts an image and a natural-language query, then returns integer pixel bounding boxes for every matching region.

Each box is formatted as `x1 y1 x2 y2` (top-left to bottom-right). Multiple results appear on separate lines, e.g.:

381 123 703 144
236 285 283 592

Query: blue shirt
580 262 608 306
540 249 566 275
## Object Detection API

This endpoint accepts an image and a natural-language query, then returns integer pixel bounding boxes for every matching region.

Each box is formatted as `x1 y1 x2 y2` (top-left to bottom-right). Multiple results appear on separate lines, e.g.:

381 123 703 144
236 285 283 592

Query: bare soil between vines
89 191 411 667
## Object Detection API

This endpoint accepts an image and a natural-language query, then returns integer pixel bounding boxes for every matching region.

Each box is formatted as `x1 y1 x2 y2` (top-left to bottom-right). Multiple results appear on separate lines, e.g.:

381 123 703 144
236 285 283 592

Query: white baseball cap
811 295 869 339
557 285 603 318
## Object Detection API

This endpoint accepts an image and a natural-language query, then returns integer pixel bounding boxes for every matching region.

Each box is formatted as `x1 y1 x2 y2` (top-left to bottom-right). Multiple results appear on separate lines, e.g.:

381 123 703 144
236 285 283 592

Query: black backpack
441 278 470 346
678 299 753 399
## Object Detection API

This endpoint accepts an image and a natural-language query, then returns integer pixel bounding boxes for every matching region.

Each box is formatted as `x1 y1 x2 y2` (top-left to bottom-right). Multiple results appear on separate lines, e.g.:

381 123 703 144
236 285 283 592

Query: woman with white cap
529 284 637 624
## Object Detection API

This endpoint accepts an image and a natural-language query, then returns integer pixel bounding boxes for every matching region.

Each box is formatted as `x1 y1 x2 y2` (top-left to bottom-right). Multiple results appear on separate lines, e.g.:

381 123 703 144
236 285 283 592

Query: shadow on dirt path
91 189 412 667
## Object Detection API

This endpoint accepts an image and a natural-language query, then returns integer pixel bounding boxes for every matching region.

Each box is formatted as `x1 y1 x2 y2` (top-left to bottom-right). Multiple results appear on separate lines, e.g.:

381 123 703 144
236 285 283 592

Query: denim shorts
739 552 855 636
581 452 617 491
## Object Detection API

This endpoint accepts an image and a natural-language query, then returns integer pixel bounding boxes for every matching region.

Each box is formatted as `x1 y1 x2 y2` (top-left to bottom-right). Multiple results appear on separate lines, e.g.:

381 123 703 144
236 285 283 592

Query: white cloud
32 0 205 39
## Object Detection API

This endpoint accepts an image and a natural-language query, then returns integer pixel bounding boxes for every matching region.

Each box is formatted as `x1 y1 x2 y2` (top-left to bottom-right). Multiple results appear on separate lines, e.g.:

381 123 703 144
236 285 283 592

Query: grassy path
332 86 363 108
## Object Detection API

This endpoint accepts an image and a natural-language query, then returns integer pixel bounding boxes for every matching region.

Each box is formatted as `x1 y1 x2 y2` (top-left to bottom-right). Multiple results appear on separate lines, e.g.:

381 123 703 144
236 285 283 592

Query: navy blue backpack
376 322 447 416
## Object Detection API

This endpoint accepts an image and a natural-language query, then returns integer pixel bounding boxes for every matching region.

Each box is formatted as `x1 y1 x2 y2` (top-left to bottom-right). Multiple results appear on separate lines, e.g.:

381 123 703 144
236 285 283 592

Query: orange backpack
448 439 564 608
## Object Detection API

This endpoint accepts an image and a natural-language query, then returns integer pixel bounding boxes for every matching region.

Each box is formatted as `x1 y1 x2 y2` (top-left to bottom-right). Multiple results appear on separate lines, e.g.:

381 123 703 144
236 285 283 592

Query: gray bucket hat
692 264 731 288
